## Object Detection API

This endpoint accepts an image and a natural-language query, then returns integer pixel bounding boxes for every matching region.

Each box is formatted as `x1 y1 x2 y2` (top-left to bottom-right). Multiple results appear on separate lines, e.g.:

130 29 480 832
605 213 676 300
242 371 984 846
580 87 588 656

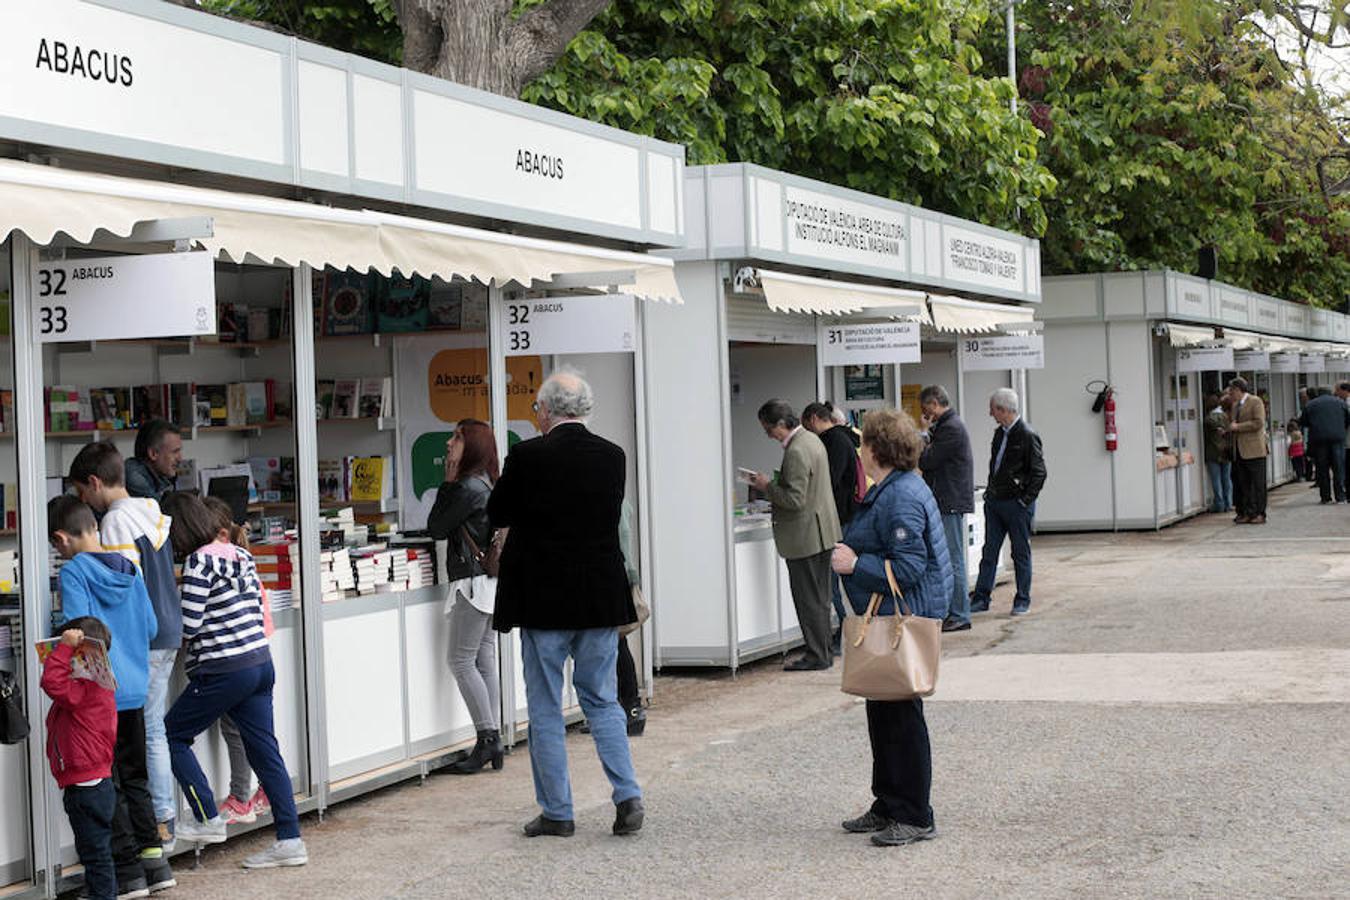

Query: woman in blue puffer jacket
830 408 952 848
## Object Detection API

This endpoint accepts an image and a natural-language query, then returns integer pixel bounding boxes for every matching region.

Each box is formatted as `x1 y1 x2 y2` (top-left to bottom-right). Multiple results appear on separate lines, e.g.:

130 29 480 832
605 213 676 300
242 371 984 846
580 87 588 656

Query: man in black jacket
1300 385 1350 503
918 386 975 632
802 401 859 652
488 370 643 839
970 388 1047 616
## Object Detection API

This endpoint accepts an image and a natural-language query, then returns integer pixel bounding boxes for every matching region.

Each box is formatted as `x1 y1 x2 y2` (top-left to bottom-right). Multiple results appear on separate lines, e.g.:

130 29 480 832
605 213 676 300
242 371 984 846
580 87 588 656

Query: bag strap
459 525 484 562
883 559 915 617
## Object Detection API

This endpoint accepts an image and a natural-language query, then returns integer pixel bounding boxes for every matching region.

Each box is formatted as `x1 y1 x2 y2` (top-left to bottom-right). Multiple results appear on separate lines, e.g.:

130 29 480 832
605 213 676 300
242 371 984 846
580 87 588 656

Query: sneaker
249 787 270 815
116 876 150 900
242 838 308 869
1010 601 1030 616
220 795 257 825
157 820 175 854
842 810 893 833
870 821 938 847
140 856 176 893
176 815 228 845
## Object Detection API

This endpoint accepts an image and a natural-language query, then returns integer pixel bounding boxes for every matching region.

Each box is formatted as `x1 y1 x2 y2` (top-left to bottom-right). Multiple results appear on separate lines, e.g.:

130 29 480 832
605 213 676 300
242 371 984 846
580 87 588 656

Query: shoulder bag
0 671 30 745
839 560 941 701
460 525 507 579
619 585 650 637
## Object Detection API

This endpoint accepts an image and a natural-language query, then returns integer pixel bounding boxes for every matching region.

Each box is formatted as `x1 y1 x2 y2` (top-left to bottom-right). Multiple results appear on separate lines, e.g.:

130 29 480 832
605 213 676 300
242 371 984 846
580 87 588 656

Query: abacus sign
30 252 216 343
819 322 921 366
959 334 1045 371
502 294 637 356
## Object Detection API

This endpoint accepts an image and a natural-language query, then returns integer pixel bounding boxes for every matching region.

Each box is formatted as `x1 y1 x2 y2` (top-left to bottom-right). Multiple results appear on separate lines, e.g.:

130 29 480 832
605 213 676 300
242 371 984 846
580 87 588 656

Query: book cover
357 379 386 419
107 388 132 430
217 302 245 343
315 381 335 419
375 275 430 333
242 382 269 425
75 391 95 431
426 282 464 330
3 483 14 530
131 385 166 426
0 390 13 433
348 456 393 503
330 379 359 418
271 382 293 421
248 456 284 503
47 386 81 432
226 383 248 427
247 307 273 343
166 383 196 427
34 636 118 691
174 458 198 493
323 271 372 336
198 384 228 427
317 459 347 502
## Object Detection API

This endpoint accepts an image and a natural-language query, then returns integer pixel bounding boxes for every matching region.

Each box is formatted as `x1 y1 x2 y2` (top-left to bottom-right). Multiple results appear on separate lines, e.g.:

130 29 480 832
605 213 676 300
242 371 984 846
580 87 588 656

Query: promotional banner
959 335 1045 371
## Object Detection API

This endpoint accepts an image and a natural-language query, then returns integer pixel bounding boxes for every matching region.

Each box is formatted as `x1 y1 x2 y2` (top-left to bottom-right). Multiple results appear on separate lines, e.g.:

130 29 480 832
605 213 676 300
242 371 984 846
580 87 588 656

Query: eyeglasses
531 402 540 413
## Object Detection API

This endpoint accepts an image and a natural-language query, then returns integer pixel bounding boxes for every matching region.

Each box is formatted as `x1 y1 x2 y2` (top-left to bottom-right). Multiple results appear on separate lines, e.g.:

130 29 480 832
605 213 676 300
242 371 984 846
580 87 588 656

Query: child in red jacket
40 617 118 900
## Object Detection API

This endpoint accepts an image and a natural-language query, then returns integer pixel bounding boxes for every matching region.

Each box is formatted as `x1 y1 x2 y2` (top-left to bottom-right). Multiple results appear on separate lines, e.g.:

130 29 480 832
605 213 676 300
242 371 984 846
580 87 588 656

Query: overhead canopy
1222 328 1266 350
1165 323 1219 347
928 294 1035 333
0 159 680 301
758 269 929 320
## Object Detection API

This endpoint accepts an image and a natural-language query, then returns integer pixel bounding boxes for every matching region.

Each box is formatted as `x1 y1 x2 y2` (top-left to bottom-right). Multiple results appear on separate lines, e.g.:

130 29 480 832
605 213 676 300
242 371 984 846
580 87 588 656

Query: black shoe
627 706 647 737
1321 499 1334 505
784 657 830 671
448 729 504 774
870 822 938 847
968 595 991 613
141 857 176 894
842 810 893 833
1010 601 1031 616
523 815 575 838
116 876 150 900
941 617 971 633
613 798 644 835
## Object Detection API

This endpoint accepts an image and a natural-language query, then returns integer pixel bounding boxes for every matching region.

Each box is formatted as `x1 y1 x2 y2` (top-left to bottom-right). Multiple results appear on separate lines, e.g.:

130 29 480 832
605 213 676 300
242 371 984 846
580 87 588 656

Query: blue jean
143 648 177 823
521 627 641 821
64 779 116 900
1206 461 1232 512
972 498 1034 607
941 513 970 624
164 659 300 840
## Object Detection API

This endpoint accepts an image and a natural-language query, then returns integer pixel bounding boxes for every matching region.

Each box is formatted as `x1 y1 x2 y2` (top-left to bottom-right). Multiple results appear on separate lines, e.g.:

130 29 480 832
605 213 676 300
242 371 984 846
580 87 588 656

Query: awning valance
0 159 680 302
927 294 1035 333
1165 323 1219 347
1221 328 1265 350
758 269 929 320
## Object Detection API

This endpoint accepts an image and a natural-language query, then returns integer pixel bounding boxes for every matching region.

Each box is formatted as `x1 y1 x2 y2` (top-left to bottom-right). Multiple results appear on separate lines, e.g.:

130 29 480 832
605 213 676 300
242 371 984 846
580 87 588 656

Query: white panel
352 74 404 185
735 537 780 644
756 179 784 252
707 171 746 251
647 153 677 235
1217 286 1251 326
324 609 404 766
924 220 942 275
298 60 350 177
1168 275 1212 322
0 742 28 879
776 558 800 632
270 619 308 782
1103 276 1144 319
1112 324 1159 524
404 599 474 745
941 223 1025 294
728 343 818 479
961 369 1011 456
1042 275 1100 319
725 295 816 345
781 185 905 270
910 215 928 277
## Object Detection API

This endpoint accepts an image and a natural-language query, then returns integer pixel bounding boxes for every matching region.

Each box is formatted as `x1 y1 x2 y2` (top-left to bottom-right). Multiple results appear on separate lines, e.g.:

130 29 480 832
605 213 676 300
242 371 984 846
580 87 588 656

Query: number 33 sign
30 252 217 344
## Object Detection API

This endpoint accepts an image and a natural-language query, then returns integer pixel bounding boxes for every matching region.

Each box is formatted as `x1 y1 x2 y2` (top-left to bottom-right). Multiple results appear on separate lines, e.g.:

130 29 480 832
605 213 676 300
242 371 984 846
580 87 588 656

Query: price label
959 335 1045 371
30 252 216 344
819 322 921 366
502 294 636 356
1176 346 1235 372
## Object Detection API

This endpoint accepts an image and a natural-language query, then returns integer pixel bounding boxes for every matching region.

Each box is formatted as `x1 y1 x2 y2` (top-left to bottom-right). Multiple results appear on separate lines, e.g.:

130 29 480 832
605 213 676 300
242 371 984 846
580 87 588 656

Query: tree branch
508 0 613 88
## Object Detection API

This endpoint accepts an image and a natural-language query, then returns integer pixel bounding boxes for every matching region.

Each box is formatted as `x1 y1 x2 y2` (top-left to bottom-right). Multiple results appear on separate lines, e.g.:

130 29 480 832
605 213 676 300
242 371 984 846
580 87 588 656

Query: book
247 307 274 343
248 456 296 503
318 459 347 502
90 388 131 431
46 386 81 432
199 462 257 503
347 456 393 504
197 384 228 427
322 271 372 336
174 458 198 493
166 383 196 427
426 282 464 330
271 382 294 421
0 390 13 433
217 302 245 343
34 636 118 691
131 385 166 426
226 383 249 427
315 381 335 419
75 391 95 431
357 378 389 419
375 275 430 333
330 379 359 419
243 381 270 424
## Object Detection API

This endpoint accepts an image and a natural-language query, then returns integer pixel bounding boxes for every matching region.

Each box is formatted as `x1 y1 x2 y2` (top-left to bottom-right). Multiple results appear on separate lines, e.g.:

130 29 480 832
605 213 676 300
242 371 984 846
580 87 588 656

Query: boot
447 729 504 775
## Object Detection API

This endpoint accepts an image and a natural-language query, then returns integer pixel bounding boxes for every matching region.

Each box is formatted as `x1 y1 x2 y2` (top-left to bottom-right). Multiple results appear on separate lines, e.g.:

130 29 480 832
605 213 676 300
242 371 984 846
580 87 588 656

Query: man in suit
918 385 975 632
801 401 858 653
750 399 842 671
970 388 1046 616
488 370 643 839
1223 377 1269 524
1300 385 1350 504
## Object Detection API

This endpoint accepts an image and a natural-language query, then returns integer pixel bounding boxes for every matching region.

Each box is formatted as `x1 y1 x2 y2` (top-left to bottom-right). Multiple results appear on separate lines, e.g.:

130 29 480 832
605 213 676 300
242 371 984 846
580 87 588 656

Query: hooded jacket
179 543 270 676
41 641 117 788
100 497 182 650
57 552 157 711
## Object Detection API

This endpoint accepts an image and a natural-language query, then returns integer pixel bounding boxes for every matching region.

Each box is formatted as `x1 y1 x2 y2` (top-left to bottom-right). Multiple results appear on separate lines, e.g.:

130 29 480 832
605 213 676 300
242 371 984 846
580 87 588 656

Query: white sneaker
242 838 307 869
176 815 228 845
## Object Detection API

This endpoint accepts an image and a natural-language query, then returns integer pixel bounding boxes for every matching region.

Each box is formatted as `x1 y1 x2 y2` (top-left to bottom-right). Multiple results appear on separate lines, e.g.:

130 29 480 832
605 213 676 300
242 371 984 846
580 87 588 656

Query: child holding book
163 494 306 868
48 496 174 897
40 617 119 900
69 441 183 849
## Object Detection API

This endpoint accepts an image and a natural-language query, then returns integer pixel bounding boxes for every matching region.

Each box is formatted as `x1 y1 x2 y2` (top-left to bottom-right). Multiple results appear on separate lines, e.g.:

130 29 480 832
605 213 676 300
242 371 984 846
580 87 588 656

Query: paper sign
35 637 118 691
959 335 1045 371
1176 346 1235 372
31 252 216 343
820 322 921 366
502 294 636 356
1269 353 1300 373
1232 350 1270 371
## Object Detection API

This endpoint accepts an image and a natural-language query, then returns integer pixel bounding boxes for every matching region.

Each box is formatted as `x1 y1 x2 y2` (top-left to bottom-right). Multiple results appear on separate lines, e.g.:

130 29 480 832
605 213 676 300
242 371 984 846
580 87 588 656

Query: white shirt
780 425 804 449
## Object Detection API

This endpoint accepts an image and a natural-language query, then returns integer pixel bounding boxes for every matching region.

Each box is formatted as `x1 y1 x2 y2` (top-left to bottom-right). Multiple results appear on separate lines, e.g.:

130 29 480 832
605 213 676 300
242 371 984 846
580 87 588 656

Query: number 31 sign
31 252 216 344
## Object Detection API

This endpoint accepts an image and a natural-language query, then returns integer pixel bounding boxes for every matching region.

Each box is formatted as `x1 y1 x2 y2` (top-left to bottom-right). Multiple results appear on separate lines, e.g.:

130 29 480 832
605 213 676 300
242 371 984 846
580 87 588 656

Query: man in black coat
918 386 975 632
802 401 859 653
970 388 1047 616
488 371 643 839
1300 385 1350 503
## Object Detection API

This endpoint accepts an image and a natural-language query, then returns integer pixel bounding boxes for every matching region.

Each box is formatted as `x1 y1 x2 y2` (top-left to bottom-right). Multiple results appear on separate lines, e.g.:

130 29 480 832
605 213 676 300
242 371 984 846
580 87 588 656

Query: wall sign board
1176 346 1235 372
819 322 921 366
959 335 1046 371
1269 353 1300 373
1232 350 1270 371
1300 353 1326 373
502 294 636 357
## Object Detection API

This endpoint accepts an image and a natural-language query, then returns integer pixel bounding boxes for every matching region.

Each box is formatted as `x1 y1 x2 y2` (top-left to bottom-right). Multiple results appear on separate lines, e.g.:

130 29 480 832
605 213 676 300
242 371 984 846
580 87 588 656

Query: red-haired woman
428 419 503 774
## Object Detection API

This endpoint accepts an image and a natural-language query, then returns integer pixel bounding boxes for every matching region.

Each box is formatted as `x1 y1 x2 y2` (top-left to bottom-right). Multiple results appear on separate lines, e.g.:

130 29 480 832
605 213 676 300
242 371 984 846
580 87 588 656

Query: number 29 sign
31 252 216 344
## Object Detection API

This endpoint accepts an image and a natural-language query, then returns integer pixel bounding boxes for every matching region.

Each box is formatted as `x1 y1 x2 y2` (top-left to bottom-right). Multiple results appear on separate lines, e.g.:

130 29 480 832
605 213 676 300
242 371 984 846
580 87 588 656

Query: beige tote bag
840 561 941 701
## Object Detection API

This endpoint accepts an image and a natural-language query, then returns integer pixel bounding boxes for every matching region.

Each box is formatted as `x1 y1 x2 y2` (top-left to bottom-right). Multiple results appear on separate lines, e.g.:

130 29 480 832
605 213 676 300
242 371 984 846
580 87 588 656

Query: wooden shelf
316 333 384 347
0 529 15 537
317 416 395 431
56 337 289 357
321 498 400 515
40 420 293 442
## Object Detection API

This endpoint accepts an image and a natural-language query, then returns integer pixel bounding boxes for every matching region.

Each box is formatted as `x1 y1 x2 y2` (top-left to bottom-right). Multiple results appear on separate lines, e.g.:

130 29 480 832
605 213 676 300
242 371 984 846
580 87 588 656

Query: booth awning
758 269 929 320
927 294 1035 333
0 159 681 302
1222 328 1266 350
1165 323 1219 347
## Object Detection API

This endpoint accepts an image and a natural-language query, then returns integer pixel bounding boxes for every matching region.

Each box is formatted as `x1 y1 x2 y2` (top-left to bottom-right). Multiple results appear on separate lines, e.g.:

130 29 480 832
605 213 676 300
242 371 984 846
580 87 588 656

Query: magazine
35 636 118 691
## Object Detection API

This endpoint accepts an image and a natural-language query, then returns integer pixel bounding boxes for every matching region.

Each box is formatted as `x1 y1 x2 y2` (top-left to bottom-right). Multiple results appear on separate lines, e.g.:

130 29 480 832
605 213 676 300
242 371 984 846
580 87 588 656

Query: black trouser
616 635 640 713
64 780 117 900
1312 440 1348 502
866 698 934 828
785 550 833 667
1233 451 1267 518
111 709 159 884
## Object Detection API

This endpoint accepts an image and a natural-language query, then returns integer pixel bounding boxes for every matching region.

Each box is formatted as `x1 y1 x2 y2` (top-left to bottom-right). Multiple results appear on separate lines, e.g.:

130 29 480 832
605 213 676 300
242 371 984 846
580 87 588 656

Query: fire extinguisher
1090 382 1117 452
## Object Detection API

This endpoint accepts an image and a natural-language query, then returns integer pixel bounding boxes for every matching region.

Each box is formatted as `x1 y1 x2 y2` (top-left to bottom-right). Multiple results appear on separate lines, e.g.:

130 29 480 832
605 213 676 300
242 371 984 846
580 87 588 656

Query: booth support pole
486 283 515 743
291 263 331 812
1173 366 1184 518
814 318 827 401
11 234 56 897
714 267 740 673
633 299 655 701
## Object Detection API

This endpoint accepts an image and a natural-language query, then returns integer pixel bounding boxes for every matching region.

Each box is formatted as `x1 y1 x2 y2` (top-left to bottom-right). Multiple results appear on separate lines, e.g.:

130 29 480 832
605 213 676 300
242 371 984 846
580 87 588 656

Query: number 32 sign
30 252 216 344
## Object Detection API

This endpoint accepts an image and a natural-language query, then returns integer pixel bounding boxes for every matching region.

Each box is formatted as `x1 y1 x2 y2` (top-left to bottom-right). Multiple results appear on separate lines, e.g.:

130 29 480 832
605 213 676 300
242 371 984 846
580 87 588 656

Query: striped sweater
180 544 270 676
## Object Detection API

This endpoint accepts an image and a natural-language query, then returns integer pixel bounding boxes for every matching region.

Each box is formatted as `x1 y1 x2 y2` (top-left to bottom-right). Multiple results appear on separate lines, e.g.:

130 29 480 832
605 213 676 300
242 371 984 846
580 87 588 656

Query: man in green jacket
750 399 842 671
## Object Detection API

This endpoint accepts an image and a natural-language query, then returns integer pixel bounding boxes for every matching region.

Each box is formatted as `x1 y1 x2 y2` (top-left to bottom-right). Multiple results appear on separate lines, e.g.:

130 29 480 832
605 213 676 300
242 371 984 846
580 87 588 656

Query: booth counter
0 1 684 895
1029 271 1350 533
647 164 1041 669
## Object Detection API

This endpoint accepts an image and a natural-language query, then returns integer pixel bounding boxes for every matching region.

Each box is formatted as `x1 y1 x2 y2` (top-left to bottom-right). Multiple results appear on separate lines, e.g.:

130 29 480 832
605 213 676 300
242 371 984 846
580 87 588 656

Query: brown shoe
1248 514 1267 525
1233 515 1251 524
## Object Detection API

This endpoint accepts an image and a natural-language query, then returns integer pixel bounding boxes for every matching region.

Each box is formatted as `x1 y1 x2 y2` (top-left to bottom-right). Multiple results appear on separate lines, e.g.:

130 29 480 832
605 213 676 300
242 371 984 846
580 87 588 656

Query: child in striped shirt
161 494 307 869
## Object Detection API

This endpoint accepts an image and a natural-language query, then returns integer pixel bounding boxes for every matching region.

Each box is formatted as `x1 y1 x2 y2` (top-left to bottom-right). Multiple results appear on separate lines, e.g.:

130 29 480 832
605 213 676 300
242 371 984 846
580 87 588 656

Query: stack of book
315 457 395 506
318 548 355 603
315 377 392 420
0 622 12 662
215 301 290 343
389 538 437 591
351 544 394 595
42 381 293 431
252 540 295 612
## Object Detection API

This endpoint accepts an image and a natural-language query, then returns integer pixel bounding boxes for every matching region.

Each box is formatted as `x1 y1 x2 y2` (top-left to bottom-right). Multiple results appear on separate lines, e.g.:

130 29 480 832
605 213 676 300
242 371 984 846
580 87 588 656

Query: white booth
646 164 1042 669
1029 271 1350 532
0 1 683 896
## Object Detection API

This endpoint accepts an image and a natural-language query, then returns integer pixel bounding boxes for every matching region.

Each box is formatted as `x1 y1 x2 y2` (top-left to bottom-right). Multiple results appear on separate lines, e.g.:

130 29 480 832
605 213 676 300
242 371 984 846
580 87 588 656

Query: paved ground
148 482 1348 899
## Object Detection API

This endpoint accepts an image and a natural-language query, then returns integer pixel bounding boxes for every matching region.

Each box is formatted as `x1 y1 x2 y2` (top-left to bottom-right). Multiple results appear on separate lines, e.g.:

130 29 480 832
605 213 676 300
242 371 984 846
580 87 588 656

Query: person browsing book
47 496 174 897
125 420 183 503
40 617 120 900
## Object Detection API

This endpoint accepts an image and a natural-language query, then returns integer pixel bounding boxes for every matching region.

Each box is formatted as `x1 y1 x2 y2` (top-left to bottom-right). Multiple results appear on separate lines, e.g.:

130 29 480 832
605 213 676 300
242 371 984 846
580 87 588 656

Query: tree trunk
396 0 612 98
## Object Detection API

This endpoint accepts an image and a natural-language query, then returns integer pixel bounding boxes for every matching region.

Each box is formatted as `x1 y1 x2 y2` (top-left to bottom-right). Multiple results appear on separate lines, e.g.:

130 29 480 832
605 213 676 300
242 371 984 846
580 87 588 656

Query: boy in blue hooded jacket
48 496 175 897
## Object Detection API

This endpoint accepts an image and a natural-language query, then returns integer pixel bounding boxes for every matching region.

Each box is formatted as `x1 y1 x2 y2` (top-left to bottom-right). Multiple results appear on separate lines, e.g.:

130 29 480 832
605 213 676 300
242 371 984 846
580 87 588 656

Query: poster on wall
901 384 923 424
844 365 885 400
394 334 542 529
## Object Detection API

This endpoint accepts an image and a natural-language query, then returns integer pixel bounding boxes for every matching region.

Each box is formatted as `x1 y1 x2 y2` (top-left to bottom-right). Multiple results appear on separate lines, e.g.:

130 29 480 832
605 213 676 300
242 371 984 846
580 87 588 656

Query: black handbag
0 670 30 745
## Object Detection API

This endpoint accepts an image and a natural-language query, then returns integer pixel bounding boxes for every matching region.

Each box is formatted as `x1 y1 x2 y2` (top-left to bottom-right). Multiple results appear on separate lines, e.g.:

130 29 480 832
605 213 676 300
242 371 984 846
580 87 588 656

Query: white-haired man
488 370 644 839
969 388 1046 616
